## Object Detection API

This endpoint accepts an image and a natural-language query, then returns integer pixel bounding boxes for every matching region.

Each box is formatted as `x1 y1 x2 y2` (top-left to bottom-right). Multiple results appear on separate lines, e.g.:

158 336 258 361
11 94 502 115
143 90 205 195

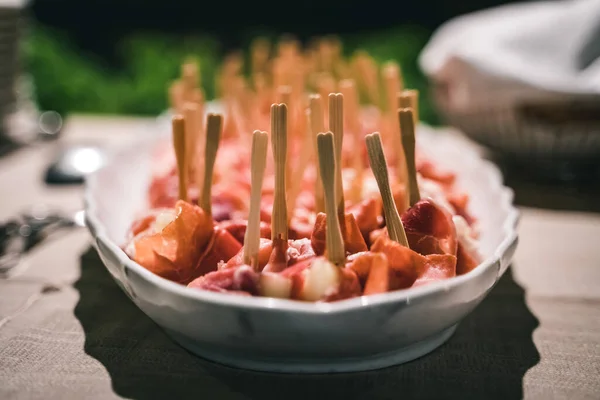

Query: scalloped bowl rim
84 122 519 315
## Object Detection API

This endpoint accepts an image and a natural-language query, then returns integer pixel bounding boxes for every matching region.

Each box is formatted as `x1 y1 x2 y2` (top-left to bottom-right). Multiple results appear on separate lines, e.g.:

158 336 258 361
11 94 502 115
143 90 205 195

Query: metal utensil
44 144 108 185
0 206 85 273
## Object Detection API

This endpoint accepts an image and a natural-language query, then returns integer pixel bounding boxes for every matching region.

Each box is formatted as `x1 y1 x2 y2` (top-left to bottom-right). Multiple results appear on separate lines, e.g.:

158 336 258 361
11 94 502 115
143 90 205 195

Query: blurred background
2 0 599 197
14 0 526 121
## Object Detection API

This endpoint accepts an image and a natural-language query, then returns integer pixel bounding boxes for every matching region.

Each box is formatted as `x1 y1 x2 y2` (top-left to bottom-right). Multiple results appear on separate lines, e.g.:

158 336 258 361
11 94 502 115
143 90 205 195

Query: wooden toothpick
172 115 187 202
168 81 185 113
276 85 292 106
353 51 379 106
251 37 270 76
339 79 363 203
309 94 325 213
317 73 335 117
317 132 345 266
183 102 199 179
365 132 409 247
199 113 223 218
383 62 402 115
270 103 289 241
398 108 421 207
181 60 199 100
328 93 346 221
398 89 419 124
243 130 269 267
287 109 313 221
382 62 407 185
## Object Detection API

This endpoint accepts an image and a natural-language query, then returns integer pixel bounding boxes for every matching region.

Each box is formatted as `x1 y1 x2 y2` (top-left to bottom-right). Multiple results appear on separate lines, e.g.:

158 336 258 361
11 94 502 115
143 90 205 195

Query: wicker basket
431 80 600 182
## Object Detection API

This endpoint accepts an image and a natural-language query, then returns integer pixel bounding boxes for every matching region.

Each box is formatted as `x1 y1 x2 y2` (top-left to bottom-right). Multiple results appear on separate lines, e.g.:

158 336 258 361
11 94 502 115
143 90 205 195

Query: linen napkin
419 0 600 112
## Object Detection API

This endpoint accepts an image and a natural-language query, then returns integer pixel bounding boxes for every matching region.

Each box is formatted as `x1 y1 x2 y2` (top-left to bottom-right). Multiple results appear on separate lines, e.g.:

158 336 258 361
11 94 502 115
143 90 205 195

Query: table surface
0 115 599 400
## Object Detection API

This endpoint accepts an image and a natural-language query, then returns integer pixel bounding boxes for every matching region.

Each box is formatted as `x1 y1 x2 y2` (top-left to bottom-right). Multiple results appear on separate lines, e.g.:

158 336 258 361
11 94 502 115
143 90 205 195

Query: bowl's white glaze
84 123 519 373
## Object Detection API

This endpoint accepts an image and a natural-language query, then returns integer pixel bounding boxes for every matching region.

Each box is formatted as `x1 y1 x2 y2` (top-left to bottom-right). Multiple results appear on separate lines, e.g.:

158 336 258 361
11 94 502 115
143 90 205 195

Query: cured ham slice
417 159 456 186
346 251 390 295
224 237 316 272
218 219 271 244
401 198 458 256
188 265 259 296
348 197 384 244
310 212 368 256
125 41 487 302
130 201 214 284
453 215 482 275
371 236 456 290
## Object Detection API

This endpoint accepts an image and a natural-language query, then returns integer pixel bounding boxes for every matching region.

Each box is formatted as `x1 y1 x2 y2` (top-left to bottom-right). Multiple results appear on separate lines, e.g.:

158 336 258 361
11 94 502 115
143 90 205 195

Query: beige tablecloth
0 116 599 400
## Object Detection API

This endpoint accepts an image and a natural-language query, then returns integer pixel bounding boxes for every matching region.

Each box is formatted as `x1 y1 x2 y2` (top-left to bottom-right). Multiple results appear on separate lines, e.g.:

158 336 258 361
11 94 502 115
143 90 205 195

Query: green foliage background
23 25 439 124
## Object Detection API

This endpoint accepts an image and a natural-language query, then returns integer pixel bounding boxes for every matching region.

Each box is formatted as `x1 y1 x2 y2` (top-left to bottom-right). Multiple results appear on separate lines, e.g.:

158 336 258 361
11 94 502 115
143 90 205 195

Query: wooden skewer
217 68 229 101
316 73 335 116
383 62 402 114
276 85 292 106
181 61 199 97
199 114 223 218
317 132 346 266
309 94 325 213
382 62 407 185
271 103 289 241
287 109 313 221
289 38 301 61
353 51 380 106
399 108 421 207
234 76 255 128
328 93 345 219
272 58 288 91
183 103 199 179
398 89 419 124
251 37 270 75
339 80 359 135
304 49 319 89
191 88 205 106
243 130 269 266
169 81 185 113
193 102 206 193
225 52 243 76
318 39 334 73
278 34 299 59
172 115 187 202
339 79 363 203
290 65 306 116
190 87 205 138
307 38 320 71
222 94 242 140
254 73 270 115
335 60 351 80
365 132 409 247
219 52 243 99
275 86 294 191
329 36 342 75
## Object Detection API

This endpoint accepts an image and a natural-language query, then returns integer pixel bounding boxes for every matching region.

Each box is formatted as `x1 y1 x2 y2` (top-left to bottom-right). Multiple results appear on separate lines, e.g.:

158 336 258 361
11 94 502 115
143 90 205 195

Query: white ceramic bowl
84 123 519 373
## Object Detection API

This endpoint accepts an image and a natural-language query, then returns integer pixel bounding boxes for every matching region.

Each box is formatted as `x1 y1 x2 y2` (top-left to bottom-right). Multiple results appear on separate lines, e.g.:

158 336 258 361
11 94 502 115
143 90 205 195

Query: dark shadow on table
75 247 540 400
489 154 600 214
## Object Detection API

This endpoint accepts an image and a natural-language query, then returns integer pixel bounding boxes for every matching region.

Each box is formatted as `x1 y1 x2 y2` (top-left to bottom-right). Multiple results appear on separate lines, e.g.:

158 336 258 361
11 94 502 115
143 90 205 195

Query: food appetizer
123 36 482 302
